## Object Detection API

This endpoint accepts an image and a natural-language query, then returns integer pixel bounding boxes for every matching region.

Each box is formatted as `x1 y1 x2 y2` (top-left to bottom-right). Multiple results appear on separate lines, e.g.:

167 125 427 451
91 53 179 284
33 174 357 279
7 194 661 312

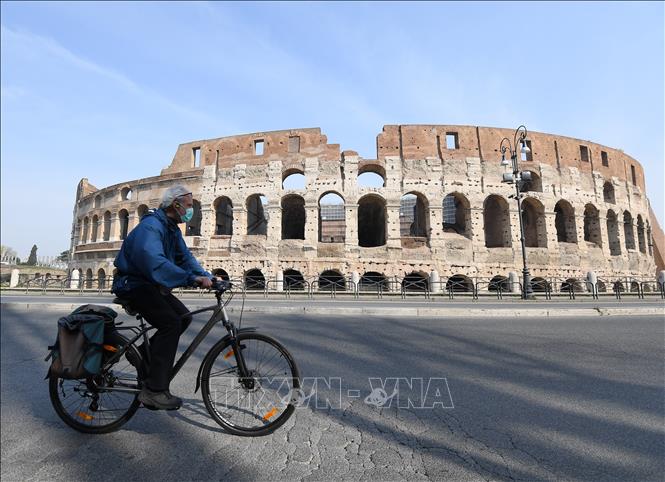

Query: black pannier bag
45 304 118 379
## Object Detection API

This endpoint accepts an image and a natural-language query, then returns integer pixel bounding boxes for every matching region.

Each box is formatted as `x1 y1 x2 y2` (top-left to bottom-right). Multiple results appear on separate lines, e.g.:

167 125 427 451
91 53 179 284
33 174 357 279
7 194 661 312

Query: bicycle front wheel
48 331 145 434
201 332 300 436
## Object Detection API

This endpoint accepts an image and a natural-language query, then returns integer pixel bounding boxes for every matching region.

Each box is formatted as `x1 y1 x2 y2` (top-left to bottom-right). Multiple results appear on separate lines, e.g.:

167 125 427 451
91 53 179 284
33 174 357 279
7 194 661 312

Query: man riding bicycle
112 185 213 410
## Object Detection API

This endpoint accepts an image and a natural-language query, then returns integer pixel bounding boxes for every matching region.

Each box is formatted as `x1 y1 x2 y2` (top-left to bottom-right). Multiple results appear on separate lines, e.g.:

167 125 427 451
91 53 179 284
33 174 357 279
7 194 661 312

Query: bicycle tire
201 332 300 436
48 331 145 434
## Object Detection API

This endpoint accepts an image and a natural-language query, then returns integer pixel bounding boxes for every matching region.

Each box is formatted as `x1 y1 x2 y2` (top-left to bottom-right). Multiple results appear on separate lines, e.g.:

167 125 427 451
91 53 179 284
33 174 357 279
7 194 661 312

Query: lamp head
500 154 510 167
521 138 531 155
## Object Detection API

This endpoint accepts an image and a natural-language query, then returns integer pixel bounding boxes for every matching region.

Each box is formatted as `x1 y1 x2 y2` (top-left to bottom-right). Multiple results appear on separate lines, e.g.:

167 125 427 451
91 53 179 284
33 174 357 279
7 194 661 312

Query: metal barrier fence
7 273 665 301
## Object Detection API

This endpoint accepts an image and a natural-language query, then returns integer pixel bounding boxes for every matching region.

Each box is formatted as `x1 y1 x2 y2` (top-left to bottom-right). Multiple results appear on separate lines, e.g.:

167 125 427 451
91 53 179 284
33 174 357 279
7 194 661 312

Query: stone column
109 213 120 241
9 269 19 288
275 269 283 292
508 271 519 292
69 269 80 289
266 204 281 251
345 203 359 247
200 207 214 238
385 201 402 249
429 204 444 247
304 203 319 248
430 270 441 293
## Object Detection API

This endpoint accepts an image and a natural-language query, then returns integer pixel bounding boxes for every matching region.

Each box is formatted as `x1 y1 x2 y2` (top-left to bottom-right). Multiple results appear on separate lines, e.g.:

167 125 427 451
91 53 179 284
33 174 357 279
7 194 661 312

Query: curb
1 302 662 318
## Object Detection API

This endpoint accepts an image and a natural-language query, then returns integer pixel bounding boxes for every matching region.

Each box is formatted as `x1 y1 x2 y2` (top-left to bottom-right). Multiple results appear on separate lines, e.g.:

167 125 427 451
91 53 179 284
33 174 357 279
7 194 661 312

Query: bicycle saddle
113 297 139 316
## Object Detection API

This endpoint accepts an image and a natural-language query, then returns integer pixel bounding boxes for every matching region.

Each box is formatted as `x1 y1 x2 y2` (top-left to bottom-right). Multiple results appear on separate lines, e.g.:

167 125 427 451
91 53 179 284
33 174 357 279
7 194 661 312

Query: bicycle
48 279 301 436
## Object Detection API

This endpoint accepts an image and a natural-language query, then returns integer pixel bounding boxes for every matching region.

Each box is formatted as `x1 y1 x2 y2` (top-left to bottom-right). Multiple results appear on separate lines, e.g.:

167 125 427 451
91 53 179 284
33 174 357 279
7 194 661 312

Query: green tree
1 245 17 259
56 250 69 262
27 245 38 265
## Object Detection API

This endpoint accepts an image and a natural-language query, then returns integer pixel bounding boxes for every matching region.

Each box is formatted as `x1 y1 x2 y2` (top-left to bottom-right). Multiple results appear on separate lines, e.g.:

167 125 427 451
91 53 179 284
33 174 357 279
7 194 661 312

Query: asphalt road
1 306 663 481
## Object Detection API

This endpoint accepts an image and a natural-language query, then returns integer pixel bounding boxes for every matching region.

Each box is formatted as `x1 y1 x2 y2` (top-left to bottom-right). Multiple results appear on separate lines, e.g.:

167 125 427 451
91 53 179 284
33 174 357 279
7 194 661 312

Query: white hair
160 185 192 208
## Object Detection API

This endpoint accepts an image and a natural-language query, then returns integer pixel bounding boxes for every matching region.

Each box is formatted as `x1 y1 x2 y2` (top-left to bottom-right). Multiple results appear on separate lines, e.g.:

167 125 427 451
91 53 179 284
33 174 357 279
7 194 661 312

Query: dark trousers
127 284 192 391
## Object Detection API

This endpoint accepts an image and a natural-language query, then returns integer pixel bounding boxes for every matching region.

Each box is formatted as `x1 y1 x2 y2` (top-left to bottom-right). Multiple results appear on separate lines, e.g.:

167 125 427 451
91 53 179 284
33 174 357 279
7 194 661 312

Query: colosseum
68 125 663 294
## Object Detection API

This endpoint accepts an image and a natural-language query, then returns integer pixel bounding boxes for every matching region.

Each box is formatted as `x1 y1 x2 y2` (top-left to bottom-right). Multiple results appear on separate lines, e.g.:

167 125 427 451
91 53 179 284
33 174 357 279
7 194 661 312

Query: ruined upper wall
377 125 647 192
162 128 341 174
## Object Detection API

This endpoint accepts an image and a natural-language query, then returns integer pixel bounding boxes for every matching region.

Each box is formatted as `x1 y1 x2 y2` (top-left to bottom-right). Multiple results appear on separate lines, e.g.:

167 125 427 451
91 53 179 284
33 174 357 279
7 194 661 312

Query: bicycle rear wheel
48 331 145 434
201 332 300 436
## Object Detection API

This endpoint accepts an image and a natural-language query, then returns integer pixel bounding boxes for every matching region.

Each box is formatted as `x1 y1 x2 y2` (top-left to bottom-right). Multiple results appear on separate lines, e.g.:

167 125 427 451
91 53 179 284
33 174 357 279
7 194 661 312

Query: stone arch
82 216 90 243
488 275 509 292
583 203 601 246
402 271 429 292
637 215 646 253
554 200 577 243
359 271 389 291
212 268 230 281
318 269 345 291
186 199 202 236
85 268 93 289
606 210 621 255
120 186 132 201
357 164 386 188
91 214 99 242
244 268 265 290
284 269 305 290
530 277 551 293
97 268 106 289
358 194 386 247
484 195 512 248
521 171 542 192
442 192 471 239
319 192 345 243
246 194 268 235
119 209 129 240
400 192 430 246
446 274 474 293
603 181 615 204
214 196 233 235
282 169 306 190
137 204 149 220
102 210 112 241
522 198 547 248
623 211 635 250
281 194 305 240
561 278 584 293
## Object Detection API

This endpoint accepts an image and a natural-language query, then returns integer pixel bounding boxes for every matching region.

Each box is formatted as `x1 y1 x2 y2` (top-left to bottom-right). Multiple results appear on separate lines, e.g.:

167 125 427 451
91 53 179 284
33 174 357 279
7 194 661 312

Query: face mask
180 207 194 223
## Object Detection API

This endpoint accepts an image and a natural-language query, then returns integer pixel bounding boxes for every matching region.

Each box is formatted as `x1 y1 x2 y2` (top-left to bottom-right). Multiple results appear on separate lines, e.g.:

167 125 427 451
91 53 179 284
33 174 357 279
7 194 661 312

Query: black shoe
138 388 183 411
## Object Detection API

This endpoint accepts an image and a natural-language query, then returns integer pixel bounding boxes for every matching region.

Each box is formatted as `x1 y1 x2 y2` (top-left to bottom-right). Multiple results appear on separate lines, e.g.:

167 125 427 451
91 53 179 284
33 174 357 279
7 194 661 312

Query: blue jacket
112 208 210 295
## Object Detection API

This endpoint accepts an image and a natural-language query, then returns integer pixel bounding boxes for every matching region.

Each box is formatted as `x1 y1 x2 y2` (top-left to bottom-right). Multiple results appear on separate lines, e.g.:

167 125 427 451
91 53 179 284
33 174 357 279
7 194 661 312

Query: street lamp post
499 125 535 300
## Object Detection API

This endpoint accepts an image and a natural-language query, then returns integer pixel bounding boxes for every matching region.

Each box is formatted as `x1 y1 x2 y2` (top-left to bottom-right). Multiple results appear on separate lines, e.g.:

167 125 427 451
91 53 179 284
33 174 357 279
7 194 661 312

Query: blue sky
1 1 663 258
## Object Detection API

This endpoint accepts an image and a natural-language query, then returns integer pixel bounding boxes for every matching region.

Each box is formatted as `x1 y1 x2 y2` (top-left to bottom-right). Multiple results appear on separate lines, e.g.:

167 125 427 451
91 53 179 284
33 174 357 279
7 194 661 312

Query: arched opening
318 270 345 291
623 211 635 250
246 194 268 235
103 211 112 241
442 193 471 238
488 275 509 292
282 170 306 190
82 217 90 243
214 197 233 235
400 192 430 247
554 200 577 243
359 272 388 291
561 278 584 293
244 269 265 290
319 192 345 243
484 195 512 248
630 281 640 292
284 269 305 291
357 165 386 188
522 198 547 248
402 272 429 292
530 277 551 293
120 187 132 201
91 215 99 242
94 195 101 209
596 280 607 293
603 182 615 204
358 194 386 247
137 204 149 220
211 268 230 281
607 210 621 255
186 199 202 236
85 268 93 289
583 204 601 246
446 274 474 293
281 195 305 240
637 215 646 253
521 171 542 192
119 209 129 240
613 281 625 293
97 268 106 289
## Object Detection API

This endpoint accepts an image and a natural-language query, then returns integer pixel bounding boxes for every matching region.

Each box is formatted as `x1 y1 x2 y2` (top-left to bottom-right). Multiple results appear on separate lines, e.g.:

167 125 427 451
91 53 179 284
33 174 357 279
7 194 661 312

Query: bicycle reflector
262 407 278 421
76 411 94 421
223 348 234 360
103 344 118 352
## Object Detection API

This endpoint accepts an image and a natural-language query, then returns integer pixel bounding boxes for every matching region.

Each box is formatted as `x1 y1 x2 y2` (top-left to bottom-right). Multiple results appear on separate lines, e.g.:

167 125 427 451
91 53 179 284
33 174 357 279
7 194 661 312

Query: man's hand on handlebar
195 276 213 289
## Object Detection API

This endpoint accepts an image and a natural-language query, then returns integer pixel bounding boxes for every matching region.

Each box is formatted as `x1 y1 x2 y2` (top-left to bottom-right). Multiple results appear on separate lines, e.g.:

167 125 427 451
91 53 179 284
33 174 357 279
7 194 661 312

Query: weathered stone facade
68 125 661 290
